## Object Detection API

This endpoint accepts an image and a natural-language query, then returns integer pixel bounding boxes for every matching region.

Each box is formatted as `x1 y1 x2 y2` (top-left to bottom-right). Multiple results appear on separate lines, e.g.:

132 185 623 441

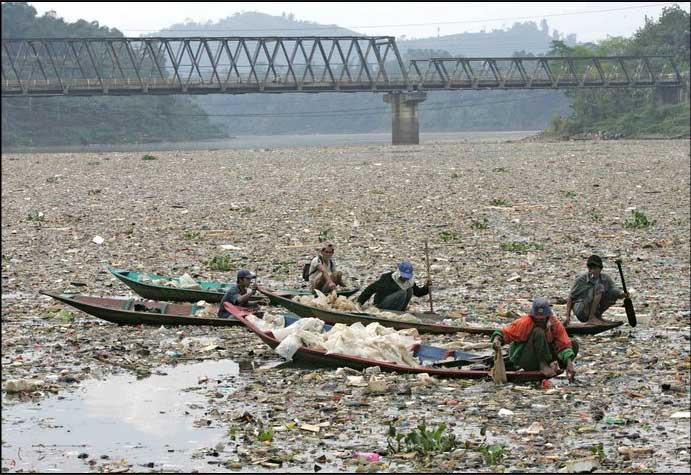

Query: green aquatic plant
387 421 456 455
500 241 544 253
439 230 461 242
490 198 510 206
207 255 234 271
478 442 506 465
470 217 489 230
624 210 653 229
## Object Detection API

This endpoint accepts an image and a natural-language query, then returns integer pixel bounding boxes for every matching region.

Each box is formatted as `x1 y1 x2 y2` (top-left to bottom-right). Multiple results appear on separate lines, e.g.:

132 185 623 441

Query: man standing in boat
563 254 629 327
357 261 430 311
218 269 257 318
308 243 345 294
491 297 577 381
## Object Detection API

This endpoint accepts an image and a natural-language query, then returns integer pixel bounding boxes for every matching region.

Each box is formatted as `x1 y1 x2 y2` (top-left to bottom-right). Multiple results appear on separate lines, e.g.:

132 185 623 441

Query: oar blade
624 298 637 327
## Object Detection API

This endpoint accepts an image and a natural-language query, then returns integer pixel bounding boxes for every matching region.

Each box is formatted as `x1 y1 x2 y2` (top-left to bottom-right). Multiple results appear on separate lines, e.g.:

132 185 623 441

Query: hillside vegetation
1 2 226 147
545 5 690 139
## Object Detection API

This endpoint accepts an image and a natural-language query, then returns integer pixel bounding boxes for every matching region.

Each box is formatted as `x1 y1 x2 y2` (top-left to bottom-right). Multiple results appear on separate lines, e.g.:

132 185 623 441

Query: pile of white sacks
246 312 421 367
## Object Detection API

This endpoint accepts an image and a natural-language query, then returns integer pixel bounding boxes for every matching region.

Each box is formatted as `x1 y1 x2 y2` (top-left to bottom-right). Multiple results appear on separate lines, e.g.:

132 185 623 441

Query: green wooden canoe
108 267 359 303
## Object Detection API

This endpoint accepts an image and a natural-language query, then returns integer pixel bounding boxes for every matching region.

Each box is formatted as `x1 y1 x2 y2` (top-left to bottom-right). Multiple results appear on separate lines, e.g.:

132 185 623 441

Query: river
2 130 537 154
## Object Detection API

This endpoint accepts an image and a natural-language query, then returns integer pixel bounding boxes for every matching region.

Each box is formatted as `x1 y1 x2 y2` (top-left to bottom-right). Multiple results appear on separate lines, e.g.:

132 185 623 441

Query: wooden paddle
491 341 507 384
424 240 434 314
614 259 637 327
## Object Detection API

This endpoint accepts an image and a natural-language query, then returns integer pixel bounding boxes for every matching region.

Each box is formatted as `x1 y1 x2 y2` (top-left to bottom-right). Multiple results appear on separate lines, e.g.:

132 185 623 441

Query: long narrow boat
225 303 548 382
109 267 359 303
40 291 244 327
258 286 623 336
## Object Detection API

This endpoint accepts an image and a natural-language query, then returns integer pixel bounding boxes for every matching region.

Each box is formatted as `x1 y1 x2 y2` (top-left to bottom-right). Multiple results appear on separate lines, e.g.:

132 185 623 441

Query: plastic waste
275 334 302 361
4 379 41 393
354 452 381 462
177 273 201 289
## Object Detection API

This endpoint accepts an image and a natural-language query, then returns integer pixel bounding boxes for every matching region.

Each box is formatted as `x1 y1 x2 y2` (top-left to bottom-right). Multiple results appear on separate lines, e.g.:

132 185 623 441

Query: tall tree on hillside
545 5 690 138
629 4 690 67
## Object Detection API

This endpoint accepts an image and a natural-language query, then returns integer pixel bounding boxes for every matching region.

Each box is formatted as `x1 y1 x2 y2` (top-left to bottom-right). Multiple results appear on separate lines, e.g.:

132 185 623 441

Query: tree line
545 5 690 139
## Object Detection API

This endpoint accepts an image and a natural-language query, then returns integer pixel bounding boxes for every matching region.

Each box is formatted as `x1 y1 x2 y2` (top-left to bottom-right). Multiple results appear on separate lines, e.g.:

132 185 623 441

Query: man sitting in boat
218 269 257 318
491 297 577 382
308 243 345 293
357 261 430 311
563 254 629 327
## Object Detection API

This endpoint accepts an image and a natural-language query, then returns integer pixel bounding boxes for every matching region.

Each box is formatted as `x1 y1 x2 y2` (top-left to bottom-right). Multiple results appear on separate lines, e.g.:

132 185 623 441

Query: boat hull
226 303 546 382
40 291 242 327
109 267 358 303
258 286 622 336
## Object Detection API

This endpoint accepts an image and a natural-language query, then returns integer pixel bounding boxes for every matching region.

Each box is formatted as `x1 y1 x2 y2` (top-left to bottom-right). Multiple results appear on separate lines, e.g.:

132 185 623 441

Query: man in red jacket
491 297 577 382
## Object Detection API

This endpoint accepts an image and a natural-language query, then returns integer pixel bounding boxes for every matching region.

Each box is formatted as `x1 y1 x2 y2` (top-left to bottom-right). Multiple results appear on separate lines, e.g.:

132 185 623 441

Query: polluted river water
2 360 243 473
2 138 689 472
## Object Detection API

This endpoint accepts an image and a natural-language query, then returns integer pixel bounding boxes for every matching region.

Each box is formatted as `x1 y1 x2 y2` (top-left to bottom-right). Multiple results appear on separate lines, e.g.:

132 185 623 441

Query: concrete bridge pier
654 86 684 105
384 91 427 145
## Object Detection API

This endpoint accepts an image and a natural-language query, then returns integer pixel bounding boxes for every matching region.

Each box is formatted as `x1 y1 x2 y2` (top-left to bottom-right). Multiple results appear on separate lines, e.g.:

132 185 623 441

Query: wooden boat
225 303 548 382
108 267 358 303
39 291 245 327
258 286 623 336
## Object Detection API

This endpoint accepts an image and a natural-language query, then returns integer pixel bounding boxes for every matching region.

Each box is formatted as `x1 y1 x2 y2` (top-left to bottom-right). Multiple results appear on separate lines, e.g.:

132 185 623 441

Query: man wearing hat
217 269 257 318
563 254 628 326
491 297 577 381
357 261 431 311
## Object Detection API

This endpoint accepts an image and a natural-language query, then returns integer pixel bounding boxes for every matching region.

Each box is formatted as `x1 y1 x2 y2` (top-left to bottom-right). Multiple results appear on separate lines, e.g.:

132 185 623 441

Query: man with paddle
491 298 577 382
357 261 431 312
563 255 631 327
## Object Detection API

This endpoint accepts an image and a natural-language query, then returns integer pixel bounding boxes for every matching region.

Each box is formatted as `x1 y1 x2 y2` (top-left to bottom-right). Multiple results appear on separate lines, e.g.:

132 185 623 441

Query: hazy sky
28 2 689 42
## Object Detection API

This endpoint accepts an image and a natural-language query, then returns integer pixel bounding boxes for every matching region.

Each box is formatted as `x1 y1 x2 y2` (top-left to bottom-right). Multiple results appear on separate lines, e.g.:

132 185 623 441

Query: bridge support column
384 91 427 145
654 86 683 105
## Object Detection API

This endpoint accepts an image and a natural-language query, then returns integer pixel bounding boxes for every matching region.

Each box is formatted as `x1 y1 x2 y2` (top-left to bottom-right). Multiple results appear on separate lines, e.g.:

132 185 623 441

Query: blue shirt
217 283 248 318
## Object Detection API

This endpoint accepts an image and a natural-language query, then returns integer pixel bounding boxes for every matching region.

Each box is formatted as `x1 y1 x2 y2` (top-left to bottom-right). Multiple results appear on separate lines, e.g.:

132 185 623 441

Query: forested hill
545 5 690 139
157 11 360 37
1 2 226 148
400 20 574 57
154 12 571 136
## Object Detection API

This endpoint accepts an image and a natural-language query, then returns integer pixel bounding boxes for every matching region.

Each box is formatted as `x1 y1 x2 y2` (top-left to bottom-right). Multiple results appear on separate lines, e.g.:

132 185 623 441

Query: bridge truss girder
409 56 682 90
1 37 683 97
1 36 409 96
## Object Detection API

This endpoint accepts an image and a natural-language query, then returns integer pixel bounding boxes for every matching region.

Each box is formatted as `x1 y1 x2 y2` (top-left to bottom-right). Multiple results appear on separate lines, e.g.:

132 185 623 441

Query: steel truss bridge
1 36 684 96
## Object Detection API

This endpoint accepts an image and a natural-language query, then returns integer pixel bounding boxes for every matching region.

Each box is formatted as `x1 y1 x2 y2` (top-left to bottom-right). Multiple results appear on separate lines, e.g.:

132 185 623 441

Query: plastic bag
275 334 302 360
177 273 202 289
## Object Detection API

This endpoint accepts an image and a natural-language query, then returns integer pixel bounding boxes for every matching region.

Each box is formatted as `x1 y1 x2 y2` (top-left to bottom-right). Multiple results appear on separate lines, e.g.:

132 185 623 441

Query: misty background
2 3 688 147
